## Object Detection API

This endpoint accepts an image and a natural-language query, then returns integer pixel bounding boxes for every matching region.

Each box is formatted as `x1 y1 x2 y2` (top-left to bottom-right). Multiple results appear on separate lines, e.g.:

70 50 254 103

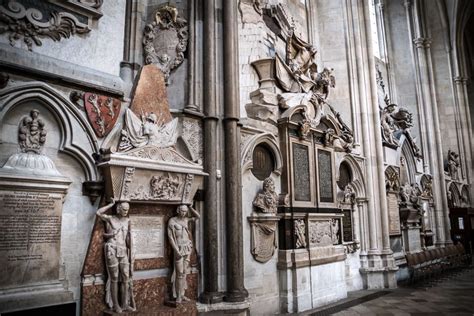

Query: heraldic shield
84 93 121 138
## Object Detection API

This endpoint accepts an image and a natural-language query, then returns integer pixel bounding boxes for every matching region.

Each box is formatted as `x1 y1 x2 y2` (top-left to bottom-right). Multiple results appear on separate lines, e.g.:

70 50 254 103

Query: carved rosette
143 5 188 84
0 1 90 51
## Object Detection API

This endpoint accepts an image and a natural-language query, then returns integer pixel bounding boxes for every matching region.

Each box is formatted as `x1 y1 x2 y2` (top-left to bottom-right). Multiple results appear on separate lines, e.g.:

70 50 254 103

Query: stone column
185 0 200 114
223 0 248 302
405 0 450 245
200 0 223 304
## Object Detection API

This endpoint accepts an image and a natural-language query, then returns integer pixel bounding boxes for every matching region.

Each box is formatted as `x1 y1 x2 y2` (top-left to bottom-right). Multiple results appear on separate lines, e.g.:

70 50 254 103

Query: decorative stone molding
181 118 203 164
143 5 188 84
0 0 91 51
294 219 306 249
240 132 282 175
0 72 9 89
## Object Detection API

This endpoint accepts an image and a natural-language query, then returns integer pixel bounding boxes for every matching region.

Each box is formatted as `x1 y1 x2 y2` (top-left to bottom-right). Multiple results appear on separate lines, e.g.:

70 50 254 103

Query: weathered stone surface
130 65 172 123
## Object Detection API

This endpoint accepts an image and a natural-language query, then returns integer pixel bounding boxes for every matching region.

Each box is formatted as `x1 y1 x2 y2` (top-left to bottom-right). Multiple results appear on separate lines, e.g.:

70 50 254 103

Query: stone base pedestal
402 226 422 253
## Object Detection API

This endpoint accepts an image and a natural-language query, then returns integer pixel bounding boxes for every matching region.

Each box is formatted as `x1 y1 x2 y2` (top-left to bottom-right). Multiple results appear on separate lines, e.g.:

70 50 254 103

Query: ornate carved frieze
182 118 203 164
143 5 188 84
0 0 91 51
308 219 341 247
84 93 121 138
294 219 306 248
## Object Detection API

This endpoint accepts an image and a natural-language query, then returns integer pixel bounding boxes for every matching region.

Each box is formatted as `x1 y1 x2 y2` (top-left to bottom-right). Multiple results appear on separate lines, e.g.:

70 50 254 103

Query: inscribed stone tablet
130 215 164 259
342 209 353 242
0 191 62 288
387 192 401 235
318 149 334 203
292 143 311 201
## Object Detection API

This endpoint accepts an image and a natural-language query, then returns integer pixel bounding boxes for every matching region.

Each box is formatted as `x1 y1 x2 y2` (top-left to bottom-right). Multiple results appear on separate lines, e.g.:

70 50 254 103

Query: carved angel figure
447 149 460 180
119 109 178 151
253 177 279 214
18 109 47 154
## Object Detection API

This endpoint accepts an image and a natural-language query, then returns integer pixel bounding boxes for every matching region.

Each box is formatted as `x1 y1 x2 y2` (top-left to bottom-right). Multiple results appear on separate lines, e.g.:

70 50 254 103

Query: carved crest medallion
143 5 188 84
249 221 278 263
84 93 121 138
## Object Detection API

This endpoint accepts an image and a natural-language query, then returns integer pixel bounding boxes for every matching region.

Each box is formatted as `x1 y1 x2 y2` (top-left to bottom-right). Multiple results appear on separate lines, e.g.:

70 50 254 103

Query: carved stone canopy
143 5 188 84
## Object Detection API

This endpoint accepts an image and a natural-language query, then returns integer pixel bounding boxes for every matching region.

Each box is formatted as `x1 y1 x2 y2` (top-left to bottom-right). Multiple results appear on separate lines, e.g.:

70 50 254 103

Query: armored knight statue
168 204 200 303
96 199 136 313
253 177 279 214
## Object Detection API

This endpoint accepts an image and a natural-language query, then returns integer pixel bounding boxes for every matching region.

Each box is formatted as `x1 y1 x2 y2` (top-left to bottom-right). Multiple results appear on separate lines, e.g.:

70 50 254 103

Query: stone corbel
82 180 104 204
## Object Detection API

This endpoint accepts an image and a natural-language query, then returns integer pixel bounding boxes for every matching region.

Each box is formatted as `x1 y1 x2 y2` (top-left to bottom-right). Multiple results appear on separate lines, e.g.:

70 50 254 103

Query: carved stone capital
413 37 425 48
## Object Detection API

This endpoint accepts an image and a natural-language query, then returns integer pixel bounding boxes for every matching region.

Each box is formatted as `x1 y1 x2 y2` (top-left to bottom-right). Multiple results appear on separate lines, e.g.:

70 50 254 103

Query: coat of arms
143 5 188 84
84 93 121 138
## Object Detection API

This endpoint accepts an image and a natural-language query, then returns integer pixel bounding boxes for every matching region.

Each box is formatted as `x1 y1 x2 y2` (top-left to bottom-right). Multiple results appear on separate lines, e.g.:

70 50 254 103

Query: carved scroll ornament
143 5 188 84
0 0 90 51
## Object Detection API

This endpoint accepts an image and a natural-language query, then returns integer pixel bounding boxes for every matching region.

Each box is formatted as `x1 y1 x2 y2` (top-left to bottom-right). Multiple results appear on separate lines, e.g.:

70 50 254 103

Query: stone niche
0 109 73 312
81 65 205 315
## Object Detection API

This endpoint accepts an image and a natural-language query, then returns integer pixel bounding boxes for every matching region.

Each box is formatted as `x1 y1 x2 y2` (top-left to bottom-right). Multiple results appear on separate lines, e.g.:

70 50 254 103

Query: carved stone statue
253 177 279 214
96 199 136 313
381 104 398 146
18 109 47 154
399 183 421 210
168 204 200 303
118 108 178 151
447 149 460 180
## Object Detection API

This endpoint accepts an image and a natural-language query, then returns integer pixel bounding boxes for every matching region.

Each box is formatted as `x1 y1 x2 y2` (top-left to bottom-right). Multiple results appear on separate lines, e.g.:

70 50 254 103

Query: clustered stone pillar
200 0 223 304
223 0 248 302
404 0 451 246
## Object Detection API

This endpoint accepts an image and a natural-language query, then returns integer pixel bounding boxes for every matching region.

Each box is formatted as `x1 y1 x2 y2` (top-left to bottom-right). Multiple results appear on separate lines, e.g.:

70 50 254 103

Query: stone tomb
81 66 204 315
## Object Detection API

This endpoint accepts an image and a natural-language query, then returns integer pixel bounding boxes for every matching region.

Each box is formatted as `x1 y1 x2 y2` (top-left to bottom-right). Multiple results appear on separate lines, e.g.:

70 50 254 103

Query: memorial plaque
342 209 353 242
318 149 334 203
387 192 401 235
292 143 311 201
130 215 164 259
0 191 63 288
